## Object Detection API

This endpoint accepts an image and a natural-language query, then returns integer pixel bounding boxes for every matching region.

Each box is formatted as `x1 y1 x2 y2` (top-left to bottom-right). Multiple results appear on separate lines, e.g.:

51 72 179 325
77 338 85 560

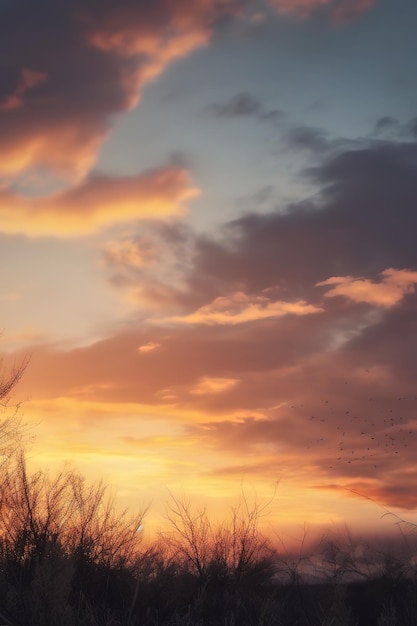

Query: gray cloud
284 125 336 153
208 92 285 122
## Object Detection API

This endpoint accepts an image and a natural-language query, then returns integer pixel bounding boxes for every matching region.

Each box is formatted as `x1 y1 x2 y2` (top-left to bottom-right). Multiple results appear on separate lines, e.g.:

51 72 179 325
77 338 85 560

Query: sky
2 0 417 542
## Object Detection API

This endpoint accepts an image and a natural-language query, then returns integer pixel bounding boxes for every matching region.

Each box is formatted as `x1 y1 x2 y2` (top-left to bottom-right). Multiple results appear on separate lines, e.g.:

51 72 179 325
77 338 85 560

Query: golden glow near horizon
3 0 417 545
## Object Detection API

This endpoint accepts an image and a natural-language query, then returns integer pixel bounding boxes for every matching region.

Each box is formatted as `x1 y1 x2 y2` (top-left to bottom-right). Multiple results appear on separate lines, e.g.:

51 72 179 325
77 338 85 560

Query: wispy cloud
154 291 323 326
209 92 263 117
103 239 158 270
208 92 284 122
189 376 240 396
269 0 377 22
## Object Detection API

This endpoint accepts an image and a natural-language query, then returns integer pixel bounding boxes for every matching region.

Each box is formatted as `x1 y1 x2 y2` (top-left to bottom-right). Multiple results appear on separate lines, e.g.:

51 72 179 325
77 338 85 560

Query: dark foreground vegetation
1 361 417 625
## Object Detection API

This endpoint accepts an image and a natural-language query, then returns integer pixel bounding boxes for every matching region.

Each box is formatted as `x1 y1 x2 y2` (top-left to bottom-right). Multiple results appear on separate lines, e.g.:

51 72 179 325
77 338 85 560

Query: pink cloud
154 290 323 325
331 0 376 23
317 268 417 307
269 0 376 22
0 68 48 112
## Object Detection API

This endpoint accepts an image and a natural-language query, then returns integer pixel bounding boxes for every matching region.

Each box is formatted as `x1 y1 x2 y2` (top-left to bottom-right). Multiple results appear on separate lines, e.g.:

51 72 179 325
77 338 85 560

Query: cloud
318 268 417 307
0 0 238 184
407 117 417 138
176 138 417 308
101 222 197 311
372 116 398 137
209 92 285 122
284 125 342 153
103 239 158 270
14 279 417 512
269 0 377 22
210 92 263 117
154 290 323 325
330 0 377 24
371 116 417 141
138 342 161 354
0 68 48 112
14 312 332 411
319 479 417 511
0 166 198 236
189 376 240 395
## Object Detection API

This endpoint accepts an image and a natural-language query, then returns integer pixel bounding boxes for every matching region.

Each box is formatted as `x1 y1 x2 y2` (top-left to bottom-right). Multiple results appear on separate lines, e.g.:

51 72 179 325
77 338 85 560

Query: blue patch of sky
96 0 417 231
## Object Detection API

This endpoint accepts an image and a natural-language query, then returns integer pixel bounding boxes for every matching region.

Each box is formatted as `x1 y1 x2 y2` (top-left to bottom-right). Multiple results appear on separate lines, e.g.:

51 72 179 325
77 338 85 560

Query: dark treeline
1 362 417 625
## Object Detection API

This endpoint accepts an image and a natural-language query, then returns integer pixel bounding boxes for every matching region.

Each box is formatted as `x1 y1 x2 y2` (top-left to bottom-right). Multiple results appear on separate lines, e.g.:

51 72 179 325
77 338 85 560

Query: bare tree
162 492 213 579
211 490 277 590
0 354 29 405
0 353 30 462
161 489 276 590
67 471 145 569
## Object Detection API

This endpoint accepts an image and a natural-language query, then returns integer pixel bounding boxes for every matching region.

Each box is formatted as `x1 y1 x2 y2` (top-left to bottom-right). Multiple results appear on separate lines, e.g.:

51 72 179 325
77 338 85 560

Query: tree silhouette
0 353 29 463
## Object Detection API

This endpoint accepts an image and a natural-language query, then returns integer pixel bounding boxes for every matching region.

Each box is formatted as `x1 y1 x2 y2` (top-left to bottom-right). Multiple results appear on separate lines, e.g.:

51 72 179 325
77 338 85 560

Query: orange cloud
154 291 323 325
189 376 240 395
0 0 239 183
0 119 107 183
0 167 199 236
87 18 211 88
138 342 161 354
269 0 376 21
317 268 417 307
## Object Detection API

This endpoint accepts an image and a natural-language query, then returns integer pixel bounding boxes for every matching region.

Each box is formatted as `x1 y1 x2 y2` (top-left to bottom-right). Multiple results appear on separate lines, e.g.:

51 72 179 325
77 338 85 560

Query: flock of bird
297 393 417 472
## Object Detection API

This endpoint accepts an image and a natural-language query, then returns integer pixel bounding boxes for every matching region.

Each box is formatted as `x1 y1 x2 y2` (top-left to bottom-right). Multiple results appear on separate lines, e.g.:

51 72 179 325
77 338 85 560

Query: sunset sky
2 0 417 542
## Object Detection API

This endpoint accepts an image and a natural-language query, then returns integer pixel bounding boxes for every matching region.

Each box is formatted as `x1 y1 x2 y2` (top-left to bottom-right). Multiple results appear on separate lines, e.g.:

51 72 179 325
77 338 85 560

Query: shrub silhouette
0 452 144 625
